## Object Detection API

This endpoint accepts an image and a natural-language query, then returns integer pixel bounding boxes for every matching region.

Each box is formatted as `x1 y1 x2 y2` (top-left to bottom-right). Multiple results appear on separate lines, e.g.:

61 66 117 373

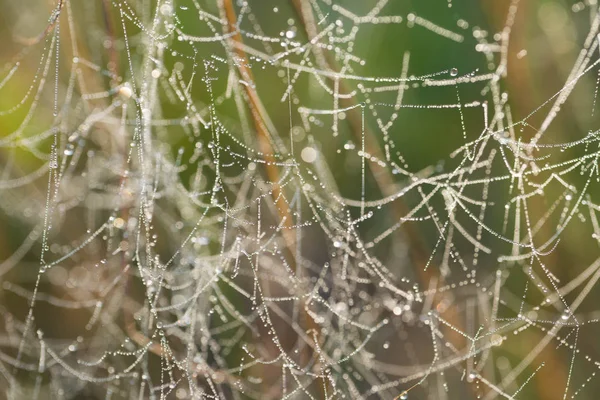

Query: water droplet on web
450 68 458 76
160 4 173 16
118 85 133 99
301 147 317 163
193 236 209 245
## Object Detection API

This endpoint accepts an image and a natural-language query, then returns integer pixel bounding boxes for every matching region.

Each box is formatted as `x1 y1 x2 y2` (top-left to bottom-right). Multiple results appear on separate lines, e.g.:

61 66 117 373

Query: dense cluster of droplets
2 0 600 399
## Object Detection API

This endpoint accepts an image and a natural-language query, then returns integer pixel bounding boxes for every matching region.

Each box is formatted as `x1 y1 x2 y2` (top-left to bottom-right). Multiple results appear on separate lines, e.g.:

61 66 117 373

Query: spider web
0 0 600 399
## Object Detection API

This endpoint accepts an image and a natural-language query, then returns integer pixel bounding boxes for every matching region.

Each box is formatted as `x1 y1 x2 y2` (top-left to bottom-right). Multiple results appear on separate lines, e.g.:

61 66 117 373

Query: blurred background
1 0 600 399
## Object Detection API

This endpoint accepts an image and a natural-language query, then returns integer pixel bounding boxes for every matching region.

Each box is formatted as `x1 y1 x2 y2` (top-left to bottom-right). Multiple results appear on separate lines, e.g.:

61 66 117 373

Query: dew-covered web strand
2 0 600 399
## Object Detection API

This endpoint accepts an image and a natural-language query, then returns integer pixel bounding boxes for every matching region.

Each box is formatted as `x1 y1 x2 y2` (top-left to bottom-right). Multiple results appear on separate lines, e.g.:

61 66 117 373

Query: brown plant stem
13 0 64 46
219 0 328 397
479 2 568 399
291 0 472 397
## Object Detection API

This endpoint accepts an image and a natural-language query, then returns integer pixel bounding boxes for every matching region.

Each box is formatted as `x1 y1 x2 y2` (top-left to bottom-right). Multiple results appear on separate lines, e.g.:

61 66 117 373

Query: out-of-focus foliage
1 1 600 399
